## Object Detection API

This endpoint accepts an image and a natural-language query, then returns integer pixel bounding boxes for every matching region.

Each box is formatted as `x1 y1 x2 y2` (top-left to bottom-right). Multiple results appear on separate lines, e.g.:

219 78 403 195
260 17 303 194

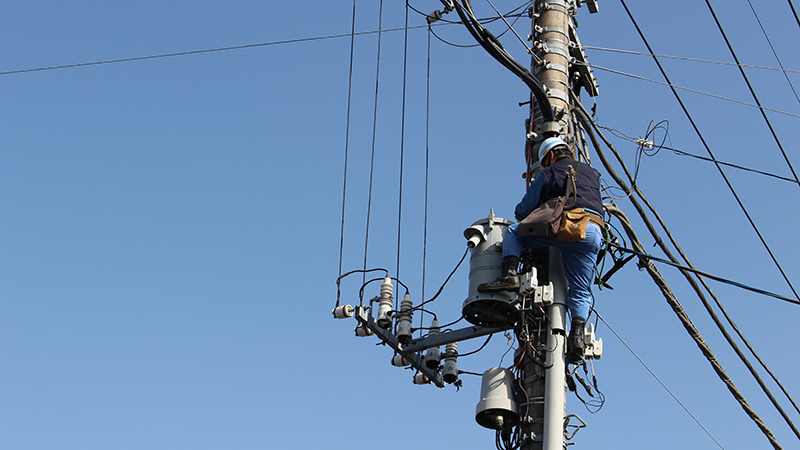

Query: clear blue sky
2 1 799 449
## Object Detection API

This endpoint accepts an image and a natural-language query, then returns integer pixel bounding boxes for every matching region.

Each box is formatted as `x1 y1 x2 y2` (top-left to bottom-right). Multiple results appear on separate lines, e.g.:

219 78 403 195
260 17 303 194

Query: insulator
413 372 430 385
376 276 394 328
391 354 412 367
424 319 441 370
396 294 414 345
442 342 459 384
332 305 354 319
355 325 373 337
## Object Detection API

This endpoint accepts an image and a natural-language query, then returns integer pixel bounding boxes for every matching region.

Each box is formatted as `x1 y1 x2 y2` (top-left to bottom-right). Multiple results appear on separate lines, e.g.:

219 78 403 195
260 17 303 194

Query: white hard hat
539 137 568 161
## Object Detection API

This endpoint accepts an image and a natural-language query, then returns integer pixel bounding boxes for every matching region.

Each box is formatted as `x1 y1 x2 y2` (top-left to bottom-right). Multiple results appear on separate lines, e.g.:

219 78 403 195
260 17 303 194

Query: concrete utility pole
522 2 598 450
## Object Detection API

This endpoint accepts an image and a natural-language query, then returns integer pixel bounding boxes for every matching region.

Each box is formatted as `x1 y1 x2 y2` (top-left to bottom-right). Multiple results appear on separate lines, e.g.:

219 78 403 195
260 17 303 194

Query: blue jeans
503 222 602 321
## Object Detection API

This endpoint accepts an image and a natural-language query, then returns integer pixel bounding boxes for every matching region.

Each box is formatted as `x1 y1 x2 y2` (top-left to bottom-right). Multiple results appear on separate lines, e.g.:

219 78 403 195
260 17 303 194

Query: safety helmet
539 137 568 163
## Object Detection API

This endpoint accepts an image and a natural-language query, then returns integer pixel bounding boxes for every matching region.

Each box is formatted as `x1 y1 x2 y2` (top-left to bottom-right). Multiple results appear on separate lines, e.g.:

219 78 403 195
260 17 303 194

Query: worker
478 137 604 362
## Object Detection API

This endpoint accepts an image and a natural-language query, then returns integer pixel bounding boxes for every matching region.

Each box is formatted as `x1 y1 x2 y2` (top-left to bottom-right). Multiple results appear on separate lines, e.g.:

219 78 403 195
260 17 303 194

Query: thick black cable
790 0 800 32
619 0 800 305
576 98 800 439
396 2 410 280
704 0 800 186
413 247 470 312
452 0 555 122
458 334 493 357
337 0 358 308
362 0 385 284
605 203 783 450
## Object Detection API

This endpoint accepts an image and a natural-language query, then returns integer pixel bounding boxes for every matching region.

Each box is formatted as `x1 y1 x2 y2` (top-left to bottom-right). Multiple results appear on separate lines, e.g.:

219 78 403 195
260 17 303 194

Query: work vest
541 157 603 214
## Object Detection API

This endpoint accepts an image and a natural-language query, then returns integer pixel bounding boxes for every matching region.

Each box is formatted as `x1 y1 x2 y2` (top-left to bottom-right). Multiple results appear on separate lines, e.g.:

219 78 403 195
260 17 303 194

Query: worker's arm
514 173 546 221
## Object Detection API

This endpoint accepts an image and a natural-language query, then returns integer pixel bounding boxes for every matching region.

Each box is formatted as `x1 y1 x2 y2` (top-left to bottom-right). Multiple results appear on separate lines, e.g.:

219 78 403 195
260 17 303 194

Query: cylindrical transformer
376 276 394 328
332 305 354 319
413 372 430 385
475 367 519 431
462 214 518 327
442 342 459 384
396 293 414 345
424 319 441 370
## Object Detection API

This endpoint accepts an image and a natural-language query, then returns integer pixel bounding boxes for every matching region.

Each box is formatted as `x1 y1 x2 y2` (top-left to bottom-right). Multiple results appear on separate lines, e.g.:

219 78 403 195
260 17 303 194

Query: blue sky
2 1 800 449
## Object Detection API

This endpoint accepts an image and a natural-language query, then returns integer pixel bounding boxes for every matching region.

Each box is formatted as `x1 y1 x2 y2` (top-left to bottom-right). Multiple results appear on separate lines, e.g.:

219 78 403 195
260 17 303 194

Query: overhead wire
600 125 799 184
703 0 800 187
605 201 783 450
337 0 358 308
594 311 727 450
618 0 800 306
396 1 410 280
362 0 385 285
607 243 800 306
745 0 800 106
791 0 800 30
573 96 800 444
582 45 800 75
419 27 432 338
587 64 800 120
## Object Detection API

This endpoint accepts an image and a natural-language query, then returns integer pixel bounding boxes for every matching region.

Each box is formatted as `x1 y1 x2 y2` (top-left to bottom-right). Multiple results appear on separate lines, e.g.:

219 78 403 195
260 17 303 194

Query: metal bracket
568 22 599 97
533 282 554 307
582 323 603 360
565 414 587 440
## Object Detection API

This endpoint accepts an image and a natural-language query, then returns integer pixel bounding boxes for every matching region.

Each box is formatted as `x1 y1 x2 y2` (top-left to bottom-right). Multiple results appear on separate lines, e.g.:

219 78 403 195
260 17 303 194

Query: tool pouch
557 208 590 242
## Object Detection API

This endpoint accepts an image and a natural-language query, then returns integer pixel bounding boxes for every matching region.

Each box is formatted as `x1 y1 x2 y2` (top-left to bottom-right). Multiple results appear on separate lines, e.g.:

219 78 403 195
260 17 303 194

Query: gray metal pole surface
543 248 568 450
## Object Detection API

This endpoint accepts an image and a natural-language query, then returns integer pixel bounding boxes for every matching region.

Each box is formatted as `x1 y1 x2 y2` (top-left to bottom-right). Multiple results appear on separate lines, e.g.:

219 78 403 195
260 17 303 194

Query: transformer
462 213 518 327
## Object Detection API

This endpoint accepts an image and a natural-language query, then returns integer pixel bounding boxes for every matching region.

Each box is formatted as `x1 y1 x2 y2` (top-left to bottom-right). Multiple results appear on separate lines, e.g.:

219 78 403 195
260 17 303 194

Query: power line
618 0 800 306
594 311 726 450
588 64 800 120
0 24 437 76
337 0 359 307
576 99 800 444
703 0 800 187
746 0 800 106
609 244 800 306
600 125 800 185
363 0 386 285
790 0 800 31
582 45 800 74
605 200 784 450
396 2 410 280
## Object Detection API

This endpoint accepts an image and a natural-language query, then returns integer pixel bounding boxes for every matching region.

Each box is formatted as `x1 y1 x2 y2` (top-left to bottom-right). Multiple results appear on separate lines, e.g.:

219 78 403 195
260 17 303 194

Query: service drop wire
411 246 470 312
609 244 800 306
335 268 388 307
595 311 726 450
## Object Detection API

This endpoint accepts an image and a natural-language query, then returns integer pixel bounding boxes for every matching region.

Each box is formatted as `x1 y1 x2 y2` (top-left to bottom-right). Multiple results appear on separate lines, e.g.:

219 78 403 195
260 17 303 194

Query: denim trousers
502 222 602 321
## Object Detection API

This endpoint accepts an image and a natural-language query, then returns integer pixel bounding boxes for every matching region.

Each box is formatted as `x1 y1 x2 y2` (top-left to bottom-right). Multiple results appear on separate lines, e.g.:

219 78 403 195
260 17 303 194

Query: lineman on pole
477 137 604 362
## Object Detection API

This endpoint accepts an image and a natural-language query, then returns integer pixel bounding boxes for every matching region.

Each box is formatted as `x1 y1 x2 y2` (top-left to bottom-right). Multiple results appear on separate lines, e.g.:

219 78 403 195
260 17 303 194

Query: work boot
477 256 520 293
567 318 586 364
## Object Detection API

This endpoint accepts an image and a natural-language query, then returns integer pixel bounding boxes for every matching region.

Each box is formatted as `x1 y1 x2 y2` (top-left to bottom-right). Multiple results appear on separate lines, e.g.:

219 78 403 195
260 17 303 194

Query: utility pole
335 2 600 449
522 2 598 450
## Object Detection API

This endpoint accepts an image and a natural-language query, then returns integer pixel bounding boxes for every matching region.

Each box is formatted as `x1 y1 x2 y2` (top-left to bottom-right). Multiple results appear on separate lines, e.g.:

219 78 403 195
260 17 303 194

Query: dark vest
541 157 603 214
